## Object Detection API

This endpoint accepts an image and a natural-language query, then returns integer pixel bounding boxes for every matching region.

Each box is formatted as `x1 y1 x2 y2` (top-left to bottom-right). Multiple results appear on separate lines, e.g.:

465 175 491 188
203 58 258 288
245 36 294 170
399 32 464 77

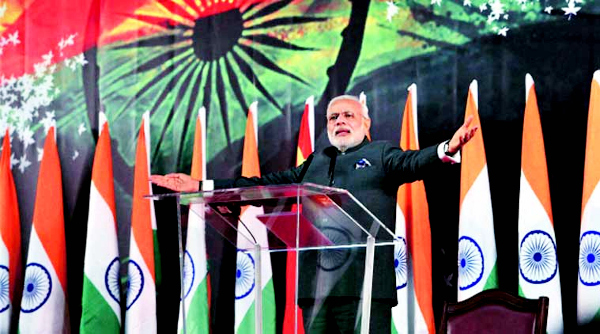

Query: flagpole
176 196 187 334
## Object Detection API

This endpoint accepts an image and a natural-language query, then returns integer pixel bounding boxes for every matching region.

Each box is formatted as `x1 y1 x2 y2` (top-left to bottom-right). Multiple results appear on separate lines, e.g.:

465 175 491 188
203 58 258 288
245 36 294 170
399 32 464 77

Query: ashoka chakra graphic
181 251 195 300
235 250 255 300
317 227 351 272
21 263 52 313
579 230 600 286
125 260 145 309
458 236 484 291
395 237 407 290
519 230 557 284
0 265 9 313
104 257 121 304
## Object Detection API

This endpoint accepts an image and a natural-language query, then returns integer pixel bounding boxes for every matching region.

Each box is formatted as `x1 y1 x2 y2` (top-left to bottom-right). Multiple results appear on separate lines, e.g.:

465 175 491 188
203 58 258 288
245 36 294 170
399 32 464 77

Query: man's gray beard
328 133 363 152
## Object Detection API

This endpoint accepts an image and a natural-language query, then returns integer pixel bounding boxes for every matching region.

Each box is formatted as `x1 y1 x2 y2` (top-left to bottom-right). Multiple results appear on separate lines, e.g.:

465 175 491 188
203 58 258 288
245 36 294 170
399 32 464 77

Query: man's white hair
327 94 369 119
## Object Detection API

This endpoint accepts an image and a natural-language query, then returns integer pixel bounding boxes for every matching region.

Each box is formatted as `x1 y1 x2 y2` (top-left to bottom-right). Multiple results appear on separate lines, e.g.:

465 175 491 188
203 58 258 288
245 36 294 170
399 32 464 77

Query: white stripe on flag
178 203 209 333
458 166 497 301
518 173 563 333
0 240 10 332
19 227 67 333
125 234 157 333
235 205 273 332
392 205 408 334
578 182 600 324
84 183 121 319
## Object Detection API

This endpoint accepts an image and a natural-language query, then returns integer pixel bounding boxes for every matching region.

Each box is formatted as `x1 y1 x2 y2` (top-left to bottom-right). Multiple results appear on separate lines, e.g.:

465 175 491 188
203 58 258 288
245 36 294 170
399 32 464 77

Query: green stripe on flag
183 278 210 334
237 279 276 334
594 307 600 322
80 275 120 333
483 263 499 290
391 320 399 334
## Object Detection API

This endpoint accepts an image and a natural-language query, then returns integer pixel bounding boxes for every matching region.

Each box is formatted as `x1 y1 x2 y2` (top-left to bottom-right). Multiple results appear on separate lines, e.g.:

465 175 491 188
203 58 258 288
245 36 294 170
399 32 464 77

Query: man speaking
151 94 477 333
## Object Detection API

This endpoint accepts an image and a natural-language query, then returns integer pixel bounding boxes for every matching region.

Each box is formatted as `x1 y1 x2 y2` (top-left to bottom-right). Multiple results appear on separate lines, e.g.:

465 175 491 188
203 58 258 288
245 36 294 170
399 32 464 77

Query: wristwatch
444 141 453 156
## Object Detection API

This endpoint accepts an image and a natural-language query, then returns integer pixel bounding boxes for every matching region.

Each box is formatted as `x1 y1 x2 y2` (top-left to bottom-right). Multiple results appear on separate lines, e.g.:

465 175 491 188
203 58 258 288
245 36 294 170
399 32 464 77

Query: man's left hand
447 115 478 154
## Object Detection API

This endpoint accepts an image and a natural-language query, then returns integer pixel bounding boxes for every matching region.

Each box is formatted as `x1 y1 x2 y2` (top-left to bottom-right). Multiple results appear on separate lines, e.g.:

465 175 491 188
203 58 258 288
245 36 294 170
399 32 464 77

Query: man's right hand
150 173 200 193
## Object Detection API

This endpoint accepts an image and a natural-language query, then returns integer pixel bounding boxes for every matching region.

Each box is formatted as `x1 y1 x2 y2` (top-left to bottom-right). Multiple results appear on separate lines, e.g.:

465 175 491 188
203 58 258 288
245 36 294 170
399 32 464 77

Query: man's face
326 99 370 152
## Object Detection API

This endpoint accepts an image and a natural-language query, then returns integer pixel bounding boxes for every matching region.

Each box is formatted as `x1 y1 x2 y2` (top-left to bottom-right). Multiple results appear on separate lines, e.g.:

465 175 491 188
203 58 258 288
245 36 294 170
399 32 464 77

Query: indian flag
0 129 21 333
518 74 563 333
393 84 435 333
125 111 158 333
282 96 314 334
19 126 69 333
457 80 498 301
178 106 210 334
578 70 600 325
235 102 276 334
359 91 371 141
80 113 121 333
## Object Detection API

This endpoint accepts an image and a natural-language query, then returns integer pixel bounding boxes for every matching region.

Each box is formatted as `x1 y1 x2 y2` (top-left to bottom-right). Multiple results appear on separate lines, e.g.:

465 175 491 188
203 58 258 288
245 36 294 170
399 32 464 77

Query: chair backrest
438 289 549 334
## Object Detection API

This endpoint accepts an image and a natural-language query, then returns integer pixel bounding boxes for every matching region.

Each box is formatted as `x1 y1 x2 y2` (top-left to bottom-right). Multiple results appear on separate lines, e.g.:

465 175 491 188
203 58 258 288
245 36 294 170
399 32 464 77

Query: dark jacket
213 138 443 304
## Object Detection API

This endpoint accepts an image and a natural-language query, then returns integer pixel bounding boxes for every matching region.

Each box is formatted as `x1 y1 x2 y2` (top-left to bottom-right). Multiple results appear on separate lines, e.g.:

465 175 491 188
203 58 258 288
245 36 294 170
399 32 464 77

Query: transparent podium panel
149 183 398 334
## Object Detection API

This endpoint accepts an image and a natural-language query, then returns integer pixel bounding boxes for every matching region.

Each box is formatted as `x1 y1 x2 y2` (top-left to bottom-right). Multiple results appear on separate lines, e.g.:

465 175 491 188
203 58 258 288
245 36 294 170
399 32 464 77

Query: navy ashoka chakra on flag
458 236 484 291
105 257 121 304
0 265 9 313
21 263 52 313
395 236 407 290
317 227 351 272
181 250 195 300
579 230 600 286
125 259 145 309
519 230 557 284
235 250 255 300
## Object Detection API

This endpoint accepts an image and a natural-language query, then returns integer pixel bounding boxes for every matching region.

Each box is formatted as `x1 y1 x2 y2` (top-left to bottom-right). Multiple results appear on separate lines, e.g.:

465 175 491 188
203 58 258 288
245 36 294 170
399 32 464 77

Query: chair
438 289 549 334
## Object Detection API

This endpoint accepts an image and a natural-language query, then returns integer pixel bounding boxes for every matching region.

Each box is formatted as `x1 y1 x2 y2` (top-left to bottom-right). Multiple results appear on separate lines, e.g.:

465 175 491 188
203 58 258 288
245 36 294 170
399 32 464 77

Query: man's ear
364 117 371 131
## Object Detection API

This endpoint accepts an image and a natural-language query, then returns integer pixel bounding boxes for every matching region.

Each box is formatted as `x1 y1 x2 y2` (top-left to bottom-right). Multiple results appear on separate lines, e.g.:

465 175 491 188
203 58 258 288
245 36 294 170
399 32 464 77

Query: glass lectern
149 183 398 334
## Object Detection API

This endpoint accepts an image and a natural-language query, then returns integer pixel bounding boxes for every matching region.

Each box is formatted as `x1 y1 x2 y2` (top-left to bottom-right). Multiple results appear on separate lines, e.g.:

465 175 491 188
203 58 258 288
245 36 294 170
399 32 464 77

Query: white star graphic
562 1 580 18
498 27 509 36
41 111 56 134
19 128 35 149
18 154 31 173
463 0 471 6
10 153 18 169
42 51 54 65
0 2 7 19
7 31 20 46
479 3 487 12
78 123 86 135
37 147 44 162
72 150 79 160
431 0 442 6
488 0 505 21
544 6 553 14
386 1 400 22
